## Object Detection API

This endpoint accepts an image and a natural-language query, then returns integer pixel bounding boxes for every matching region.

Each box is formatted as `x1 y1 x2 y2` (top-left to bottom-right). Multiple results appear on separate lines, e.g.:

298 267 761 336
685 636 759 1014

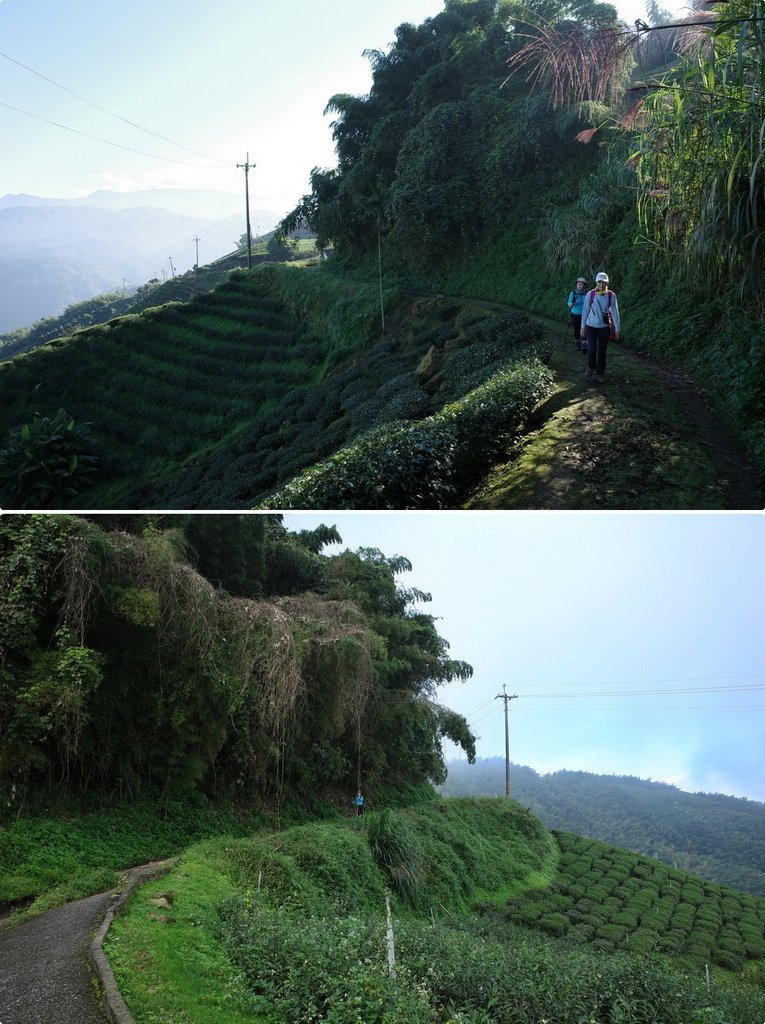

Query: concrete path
0 860 176 1024
0 889 113 1023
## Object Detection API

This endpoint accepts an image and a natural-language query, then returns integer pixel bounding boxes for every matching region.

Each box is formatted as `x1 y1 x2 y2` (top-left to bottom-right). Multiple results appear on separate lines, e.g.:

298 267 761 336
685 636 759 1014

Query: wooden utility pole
193 236 200 270
496 685 518 796
237 152 255 268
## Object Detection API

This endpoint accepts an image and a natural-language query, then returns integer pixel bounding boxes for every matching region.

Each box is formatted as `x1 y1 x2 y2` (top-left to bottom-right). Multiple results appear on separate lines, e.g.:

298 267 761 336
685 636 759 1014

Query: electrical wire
514 672 765 688
0 48 230 165
0 99 223 168
514 684 765 699
517 703 765 712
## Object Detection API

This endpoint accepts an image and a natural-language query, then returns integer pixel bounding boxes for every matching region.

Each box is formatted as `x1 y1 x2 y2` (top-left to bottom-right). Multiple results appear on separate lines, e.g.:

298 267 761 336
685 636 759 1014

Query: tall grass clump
366 809 420 905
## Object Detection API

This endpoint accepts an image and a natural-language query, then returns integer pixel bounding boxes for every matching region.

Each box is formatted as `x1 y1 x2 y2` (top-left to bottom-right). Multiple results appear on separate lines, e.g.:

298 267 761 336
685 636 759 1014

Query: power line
0 48 230 165
517 673 765 688
514 684 765 699
516 703 765 712
0 99 222 168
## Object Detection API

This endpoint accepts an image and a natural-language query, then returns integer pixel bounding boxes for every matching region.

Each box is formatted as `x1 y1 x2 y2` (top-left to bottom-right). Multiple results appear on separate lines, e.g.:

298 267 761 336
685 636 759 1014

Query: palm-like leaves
505 19 634 107
632 0 765 310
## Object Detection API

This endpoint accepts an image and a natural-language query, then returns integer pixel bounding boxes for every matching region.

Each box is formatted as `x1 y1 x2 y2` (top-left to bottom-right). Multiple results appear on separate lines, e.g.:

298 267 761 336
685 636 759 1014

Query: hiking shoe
584 368 594 378
596 375 605 383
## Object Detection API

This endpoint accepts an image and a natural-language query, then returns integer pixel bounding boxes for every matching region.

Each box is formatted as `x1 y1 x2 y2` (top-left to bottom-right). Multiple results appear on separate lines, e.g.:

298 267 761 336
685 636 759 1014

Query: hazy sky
282 512 765 802
0 0 687 217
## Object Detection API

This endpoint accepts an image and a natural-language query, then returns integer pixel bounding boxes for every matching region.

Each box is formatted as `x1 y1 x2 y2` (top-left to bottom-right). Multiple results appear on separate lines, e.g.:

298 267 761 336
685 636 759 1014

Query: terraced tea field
504 831 765 972
0 274 326 507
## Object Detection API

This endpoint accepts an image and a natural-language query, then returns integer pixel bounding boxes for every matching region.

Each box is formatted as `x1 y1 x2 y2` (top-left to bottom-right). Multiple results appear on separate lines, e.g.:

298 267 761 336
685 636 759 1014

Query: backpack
588 289 616 339
588 288 614 308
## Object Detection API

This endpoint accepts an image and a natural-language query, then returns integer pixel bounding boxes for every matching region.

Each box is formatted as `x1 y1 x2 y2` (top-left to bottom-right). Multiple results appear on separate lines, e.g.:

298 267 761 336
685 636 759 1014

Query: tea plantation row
124 303 554 508
503 831 765 973
1 266 555 508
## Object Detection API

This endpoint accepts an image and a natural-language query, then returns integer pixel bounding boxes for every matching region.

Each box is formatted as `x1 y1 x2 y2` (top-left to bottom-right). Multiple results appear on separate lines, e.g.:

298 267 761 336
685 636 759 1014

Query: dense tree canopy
280 0 618 263
0 515 475 812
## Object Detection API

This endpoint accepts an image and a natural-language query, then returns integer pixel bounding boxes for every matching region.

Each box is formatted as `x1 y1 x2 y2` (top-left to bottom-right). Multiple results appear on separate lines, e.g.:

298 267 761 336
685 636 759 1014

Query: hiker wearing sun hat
566 276 589 350
581 271 621 383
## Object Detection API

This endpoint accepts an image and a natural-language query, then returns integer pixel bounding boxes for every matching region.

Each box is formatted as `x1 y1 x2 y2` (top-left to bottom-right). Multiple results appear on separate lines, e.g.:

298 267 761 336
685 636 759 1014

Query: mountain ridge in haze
0 190 279 332
442 759 765 897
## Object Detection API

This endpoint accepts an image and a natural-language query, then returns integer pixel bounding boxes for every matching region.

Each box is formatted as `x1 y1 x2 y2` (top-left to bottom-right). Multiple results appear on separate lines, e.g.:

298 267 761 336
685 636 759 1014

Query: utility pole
168 255 176 278
193 236 200 271
496 685 518 796
237 152 255 268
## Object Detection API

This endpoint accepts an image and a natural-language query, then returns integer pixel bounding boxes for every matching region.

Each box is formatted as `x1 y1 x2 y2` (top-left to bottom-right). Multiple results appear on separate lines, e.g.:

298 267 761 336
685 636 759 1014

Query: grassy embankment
101 798 765 1024
0 796 261 922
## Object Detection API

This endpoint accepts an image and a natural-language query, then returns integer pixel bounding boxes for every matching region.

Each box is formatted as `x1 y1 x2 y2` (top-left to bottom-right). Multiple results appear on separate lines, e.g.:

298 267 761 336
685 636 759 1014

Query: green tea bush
259 360 552 509
503 832 765 973
220 899 432 1024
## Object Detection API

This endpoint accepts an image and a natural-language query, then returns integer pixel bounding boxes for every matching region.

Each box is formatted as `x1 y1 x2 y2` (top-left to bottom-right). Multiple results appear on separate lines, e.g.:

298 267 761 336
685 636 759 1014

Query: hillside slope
2 264 762 510
442 761 765 896
101 798 765 1024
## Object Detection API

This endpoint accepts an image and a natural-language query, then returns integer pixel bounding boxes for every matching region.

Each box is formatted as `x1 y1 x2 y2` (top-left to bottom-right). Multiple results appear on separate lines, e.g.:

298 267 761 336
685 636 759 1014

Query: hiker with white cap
566 276 589 351
581 271 621 383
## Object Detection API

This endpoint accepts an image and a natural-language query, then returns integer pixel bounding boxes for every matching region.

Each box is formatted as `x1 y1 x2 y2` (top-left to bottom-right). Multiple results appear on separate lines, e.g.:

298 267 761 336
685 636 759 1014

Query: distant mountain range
442 760 765 897
0 189 280 333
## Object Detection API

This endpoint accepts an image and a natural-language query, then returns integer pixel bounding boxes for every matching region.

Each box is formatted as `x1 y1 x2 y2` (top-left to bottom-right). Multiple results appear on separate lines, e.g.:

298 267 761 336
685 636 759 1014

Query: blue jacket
567 288 587 315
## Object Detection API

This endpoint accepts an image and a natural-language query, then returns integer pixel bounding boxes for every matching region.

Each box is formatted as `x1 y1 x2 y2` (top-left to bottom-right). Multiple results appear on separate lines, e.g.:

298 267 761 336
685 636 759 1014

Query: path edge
90 857 179 1024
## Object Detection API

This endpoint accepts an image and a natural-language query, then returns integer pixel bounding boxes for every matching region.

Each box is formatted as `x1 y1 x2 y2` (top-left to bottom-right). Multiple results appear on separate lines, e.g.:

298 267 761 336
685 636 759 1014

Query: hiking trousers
585 325 610 376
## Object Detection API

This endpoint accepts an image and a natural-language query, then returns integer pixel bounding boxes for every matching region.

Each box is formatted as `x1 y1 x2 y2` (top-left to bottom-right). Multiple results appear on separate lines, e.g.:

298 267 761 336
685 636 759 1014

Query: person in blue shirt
581 271 621 383
567 277 589 350
354 789 365 816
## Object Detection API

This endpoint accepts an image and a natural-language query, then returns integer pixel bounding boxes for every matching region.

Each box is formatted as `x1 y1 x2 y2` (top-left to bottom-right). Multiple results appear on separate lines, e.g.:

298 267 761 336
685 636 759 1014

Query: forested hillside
442 761 765 895
0 514 475 815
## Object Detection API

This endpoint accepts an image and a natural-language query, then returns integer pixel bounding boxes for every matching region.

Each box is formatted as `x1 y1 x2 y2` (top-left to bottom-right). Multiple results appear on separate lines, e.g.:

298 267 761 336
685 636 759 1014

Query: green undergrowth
104 798 765 1024
0 795 260 921
254 263 403 362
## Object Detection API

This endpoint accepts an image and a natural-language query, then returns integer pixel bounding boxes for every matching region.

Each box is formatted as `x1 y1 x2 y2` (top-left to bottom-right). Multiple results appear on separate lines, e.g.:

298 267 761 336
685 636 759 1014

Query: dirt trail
464 316 765 510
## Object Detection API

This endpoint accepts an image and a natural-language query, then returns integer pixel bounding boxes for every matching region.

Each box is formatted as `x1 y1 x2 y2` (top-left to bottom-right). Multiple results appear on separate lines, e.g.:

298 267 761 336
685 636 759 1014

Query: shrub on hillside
257 359 553 509
0 409 100 509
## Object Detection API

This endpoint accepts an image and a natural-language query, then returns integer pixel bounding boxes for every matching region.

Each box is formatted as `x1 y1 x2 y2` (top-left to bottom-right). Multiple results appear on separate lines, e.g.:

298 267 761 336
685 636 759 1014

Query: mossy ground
463 315 765 510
